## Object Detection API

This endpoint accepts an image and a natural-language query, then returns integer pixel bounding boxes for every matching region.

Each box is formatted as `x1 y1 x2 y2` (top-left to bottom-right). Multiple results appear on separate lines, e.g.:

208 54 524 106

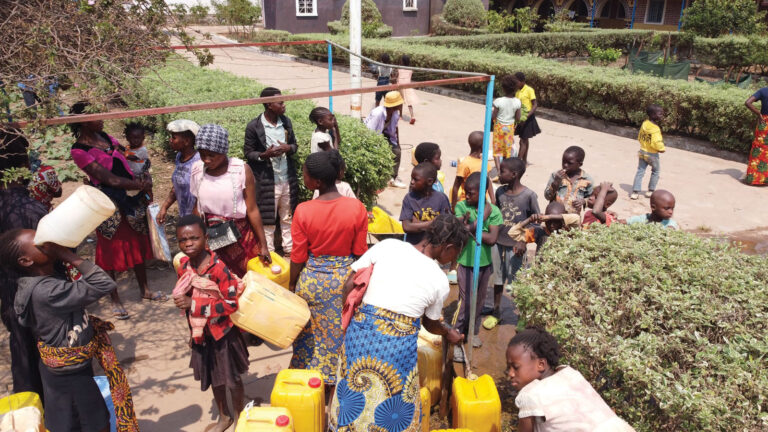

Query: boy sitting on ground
508 201 581 253
627 189 678 229
582 181 619 227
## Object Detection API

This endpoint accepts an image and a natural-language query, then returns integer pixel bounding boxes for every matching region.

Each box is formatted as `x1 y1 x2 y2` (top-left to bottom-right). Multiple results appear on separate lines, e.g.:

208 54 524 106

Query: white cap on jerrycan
34 185 116 247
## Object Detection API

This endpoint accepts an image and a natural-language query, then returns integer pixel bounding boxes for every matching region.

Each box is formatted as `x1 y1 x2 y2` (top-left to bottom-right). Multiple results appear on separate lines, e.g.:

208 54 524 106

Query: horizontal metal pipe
155 40 328 50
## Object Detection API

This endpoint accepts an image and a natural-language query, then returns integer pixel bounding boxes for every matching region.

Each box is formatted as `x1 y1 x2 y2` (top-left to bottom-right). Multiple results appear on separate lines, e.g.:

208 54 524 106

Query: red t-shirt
291 197 369 263
582 209 615 227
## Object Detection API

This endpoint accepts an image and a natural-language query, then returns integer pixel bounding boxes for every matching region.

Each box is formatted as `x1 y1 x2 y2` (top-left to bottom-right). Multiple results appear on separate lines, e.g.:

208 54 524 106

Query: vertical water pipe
467 75 495 370
677 0 687 32
630 0 638 29
590 0 598 28
328 43 333 113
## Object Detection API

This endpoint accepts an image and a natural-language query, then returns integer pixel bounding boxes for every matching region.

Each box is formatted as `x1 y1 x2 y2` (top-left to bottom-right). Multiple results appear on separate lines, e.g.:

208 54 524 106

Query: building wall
631 0 685 29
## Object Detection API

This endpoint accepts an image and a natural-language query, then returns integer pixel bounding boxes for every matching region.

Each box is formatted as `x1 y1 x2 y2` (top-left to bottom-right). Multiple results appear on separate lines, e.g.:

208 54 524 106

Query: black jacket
243 113 299 225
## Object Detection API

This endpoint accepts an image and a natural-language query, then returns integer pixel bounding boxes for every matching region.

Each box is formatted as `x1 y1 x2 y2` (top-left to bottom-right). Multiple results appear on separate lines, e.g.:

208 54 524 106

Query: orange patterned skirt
746 115 768 186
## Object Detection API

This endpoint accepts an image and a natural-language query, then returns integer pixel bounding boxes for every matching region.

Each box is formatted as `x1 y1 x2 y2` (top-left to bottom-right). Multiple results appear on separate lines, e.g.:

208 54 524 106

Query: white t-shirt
351 239 449 320
493 96 522 125
312 181 356 199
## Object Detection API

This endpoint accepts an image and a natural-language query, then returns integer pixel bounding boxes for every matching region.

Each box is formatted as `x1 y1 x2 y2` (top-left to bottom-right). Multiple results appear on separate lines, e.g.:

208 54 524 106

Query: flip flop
143 291 169 302
482 315 499 330
112 307 130 320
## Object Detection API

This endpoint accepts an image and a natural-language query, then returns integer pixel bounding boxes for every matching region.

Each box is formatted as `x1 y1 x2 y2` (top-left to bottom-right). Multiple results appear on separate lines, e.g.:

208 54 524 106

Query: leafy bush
512 7 538 34
512 224 768 431
487 10 515 34
128 58 392 208
587 43 622 65
332 0 390 38
212 0 261 31
442 0 487 29
683 0 766 38
239 32 755 154
341 0 383 26
545 9 592 32
694 35 768 75
189 5 209 23
431 15 488 36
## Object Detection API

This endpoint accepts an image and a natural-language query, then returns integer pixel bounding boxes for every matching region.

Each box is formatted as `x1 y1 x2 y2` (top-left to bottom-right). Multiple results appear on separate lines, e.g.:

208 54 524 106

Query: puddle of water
700 228 768 256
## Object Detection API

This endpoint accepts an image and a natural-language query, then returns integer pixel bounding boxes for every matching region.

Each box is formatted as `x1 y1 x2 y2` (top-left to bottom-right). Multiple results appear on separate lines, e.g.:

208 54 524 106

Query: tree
212 0 262 36
442 0 488 29
682 0 766 38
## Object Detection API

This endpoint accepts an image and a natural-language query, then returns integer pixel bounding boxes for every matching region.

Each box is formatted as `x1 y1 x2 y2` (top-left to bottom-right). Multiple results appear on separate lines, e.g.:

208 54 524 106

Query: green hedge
128 57 392 207
512 224 768 431
240 32 755 154
693 35 768 73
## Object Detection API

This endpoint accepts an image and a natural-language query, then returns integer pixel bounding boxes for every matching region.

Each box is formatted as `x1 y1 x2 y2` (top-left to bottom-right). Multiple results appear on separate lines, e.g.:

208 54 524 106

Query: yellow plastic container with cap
235 404 293 432
230 271 311 349
450 374 501 432
0 391 45 432
419 387 431 432
247 252 290 289
368 206 404 234
270 369 325 432
417 338 442 406
172 252 187 272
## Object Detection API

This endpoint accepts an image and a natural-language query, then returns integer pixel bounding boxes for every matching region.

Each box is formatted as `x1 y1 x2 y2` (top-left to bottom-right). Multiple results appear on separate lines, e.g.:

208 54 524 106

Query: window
403 0 417 11
645 0 666 24
296 0 317 17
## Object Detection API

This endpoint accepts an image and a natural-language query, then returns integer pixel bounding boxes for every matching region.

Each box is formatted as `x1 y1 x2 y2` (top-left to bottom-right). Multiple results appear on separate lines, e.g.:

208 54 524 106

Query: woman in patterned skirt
745 87 768 185
289 151 368 399
330 214 467 432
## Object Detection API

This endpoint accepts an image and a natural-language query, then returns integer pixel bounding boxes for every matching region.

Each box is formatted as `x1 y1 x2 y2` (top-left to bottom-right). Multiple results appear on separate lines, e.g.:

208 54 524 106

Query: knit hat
166 119 200 136
383 91 404 108
310 131 332 152
196 124 229 154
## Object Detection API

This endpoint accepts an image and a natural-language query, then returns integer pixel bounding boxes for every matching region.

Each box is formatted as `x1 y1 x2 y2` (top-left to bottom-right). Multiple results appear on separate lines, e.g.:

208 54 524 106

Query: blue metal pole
677 0 687 31
590 0 597 28
328 43 333 113
467 75 495 368
630 0 637 29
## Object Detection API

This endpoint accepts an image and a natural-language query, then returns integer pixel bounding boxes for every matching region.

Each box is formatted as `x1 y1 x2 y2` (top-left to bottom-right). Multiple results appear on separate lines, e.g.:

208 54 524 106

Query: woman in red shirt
289 150 368 398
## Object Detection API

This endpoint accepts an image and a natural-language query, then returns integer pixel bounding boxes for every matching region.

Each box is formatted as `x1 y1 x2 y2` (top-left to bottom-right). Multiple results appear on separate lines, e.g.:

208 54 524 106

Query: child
631 104 666 200
583 181 618 227
308 107 340 151
514 72 542 163
507 327 636 432
398 55 418 125
310 131 333 154
544 145 594 214
508 201 581 251
174 215 248 432
157 119 201 224
453 172 503 361
3 229 138 432
364 91 405 188
313 150 356 199
400 162 451 245
374 53 393 106
486 157 539 327
244 87 300 256
627 189 678 229
123 122 150 176
451 131 495 212
492 75 522 176
413 142 446 193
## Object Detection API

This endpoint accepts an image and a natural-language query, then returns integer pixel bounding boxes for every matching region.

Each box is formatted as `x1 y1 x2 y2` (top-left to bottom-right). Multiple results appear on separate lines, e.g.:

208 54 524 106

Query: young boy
400 162 451 245
174 215 248 431
453 172 503 362
485 157 539 327
244 87 299 257
2 229 137 432
627 189 678 229
413 142 446 193
631 104 666 200
451 131 495 213
583 181 619 227
508 201 581 251
544 145 594 214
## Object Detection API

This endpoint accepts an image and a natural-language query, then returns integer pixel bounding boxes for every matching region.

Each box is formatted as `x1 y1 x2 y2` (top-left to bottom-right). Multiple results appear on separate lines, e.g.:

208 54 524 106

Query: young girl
413 142 446 193
398 55 418 125
507 327 635 432
2 229 138 432
374 53 393 106
174 214 247 432
514 72 542 163
157 119 201 224
492 75 522 177
308 106 340 151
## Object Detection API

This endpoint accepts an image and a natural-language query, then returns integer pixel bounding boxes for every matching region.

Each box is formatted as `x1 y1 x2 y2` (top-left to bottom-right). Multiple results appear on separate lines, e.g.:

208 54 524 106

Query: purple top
173 152 201 217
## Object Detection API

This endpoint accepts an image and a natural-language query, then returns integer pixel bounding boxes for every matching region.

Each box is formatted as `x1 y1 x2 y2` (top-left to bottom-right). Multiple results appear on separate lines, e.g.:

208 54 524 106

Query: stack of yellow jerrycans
417 327 443 408
450 348 502 432
0 392 45 432
236 369 325 432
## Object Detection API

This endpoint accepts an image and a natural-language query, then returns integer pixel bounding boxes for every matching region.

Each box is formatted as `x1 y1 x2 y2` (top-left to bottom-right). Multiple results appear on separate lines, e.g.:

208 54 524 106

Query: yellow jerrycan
33 185 115 248
172 252 187 272
450 374 501 432
235 403 293 431
0 391 44 432
368 206 404 234
417 338 443 407
230 271 311 349
419 387 431 432
270 369 325 432
247 252 290 289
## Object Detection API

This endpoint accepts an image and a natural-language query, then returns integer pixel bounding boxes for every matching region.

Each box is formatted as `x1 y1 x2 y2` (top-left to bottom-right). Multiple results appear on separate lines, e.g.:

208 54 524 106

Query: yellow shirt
455 155 492 203
515 85 536 112
638 120 665 153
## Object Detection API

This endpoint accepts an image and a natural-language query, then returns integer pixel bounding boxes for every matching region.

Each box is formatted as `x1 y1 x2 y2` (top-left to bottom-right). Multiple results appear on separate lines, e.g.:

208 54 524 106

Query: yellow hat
382 91 404 108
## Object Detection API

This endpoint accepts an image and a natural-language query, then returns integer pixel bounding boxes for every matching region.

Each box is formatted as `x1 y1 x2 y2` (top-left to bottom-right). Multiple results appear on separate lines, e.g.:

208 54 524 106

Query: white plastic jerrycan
34 185 116 247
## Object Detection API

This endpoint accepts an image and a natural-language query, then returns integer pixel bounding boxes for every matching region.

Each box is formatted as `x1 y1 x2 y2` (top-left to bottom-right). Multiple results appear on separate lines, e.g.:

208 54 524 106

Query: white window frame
295 0 317 17
644 0 667 24
403 0 418 11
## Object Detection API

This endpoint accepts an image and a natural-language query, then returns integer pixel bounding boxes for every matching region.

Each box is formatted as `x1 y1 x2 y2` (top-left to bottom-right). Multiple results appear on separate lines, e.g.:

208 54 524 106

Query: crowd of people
0 70 693 432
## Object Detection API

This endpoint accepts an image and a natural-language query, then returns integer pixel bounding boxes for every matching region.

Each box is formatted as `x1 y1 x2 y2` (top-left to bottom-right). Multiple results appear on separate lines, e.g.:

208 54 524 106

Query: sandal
409 118 416 125
143 291 169 302
112 307 130 320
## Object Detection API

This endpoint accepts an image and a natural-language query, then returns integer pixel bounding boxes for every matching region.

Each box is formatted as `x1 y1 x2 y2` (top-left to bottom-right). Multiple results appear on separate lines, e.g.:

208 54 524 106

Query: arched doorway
536 0 555 18
598 0 628 28
568 0 590 21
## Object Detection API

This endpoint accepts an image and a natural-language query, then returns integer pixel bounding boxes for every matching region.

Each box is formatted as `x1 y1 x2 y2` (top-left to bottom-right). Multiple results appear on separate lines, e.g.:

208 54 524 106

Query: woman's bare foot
210 415 233 432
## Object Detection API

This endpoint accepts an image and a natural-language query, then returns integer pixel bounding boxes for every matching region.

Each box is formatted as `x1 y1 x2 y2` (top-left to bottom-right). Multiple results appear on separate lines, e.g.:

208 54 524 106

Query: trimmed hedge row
128 56 392 207
693 35 768 72
240 31 755 155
